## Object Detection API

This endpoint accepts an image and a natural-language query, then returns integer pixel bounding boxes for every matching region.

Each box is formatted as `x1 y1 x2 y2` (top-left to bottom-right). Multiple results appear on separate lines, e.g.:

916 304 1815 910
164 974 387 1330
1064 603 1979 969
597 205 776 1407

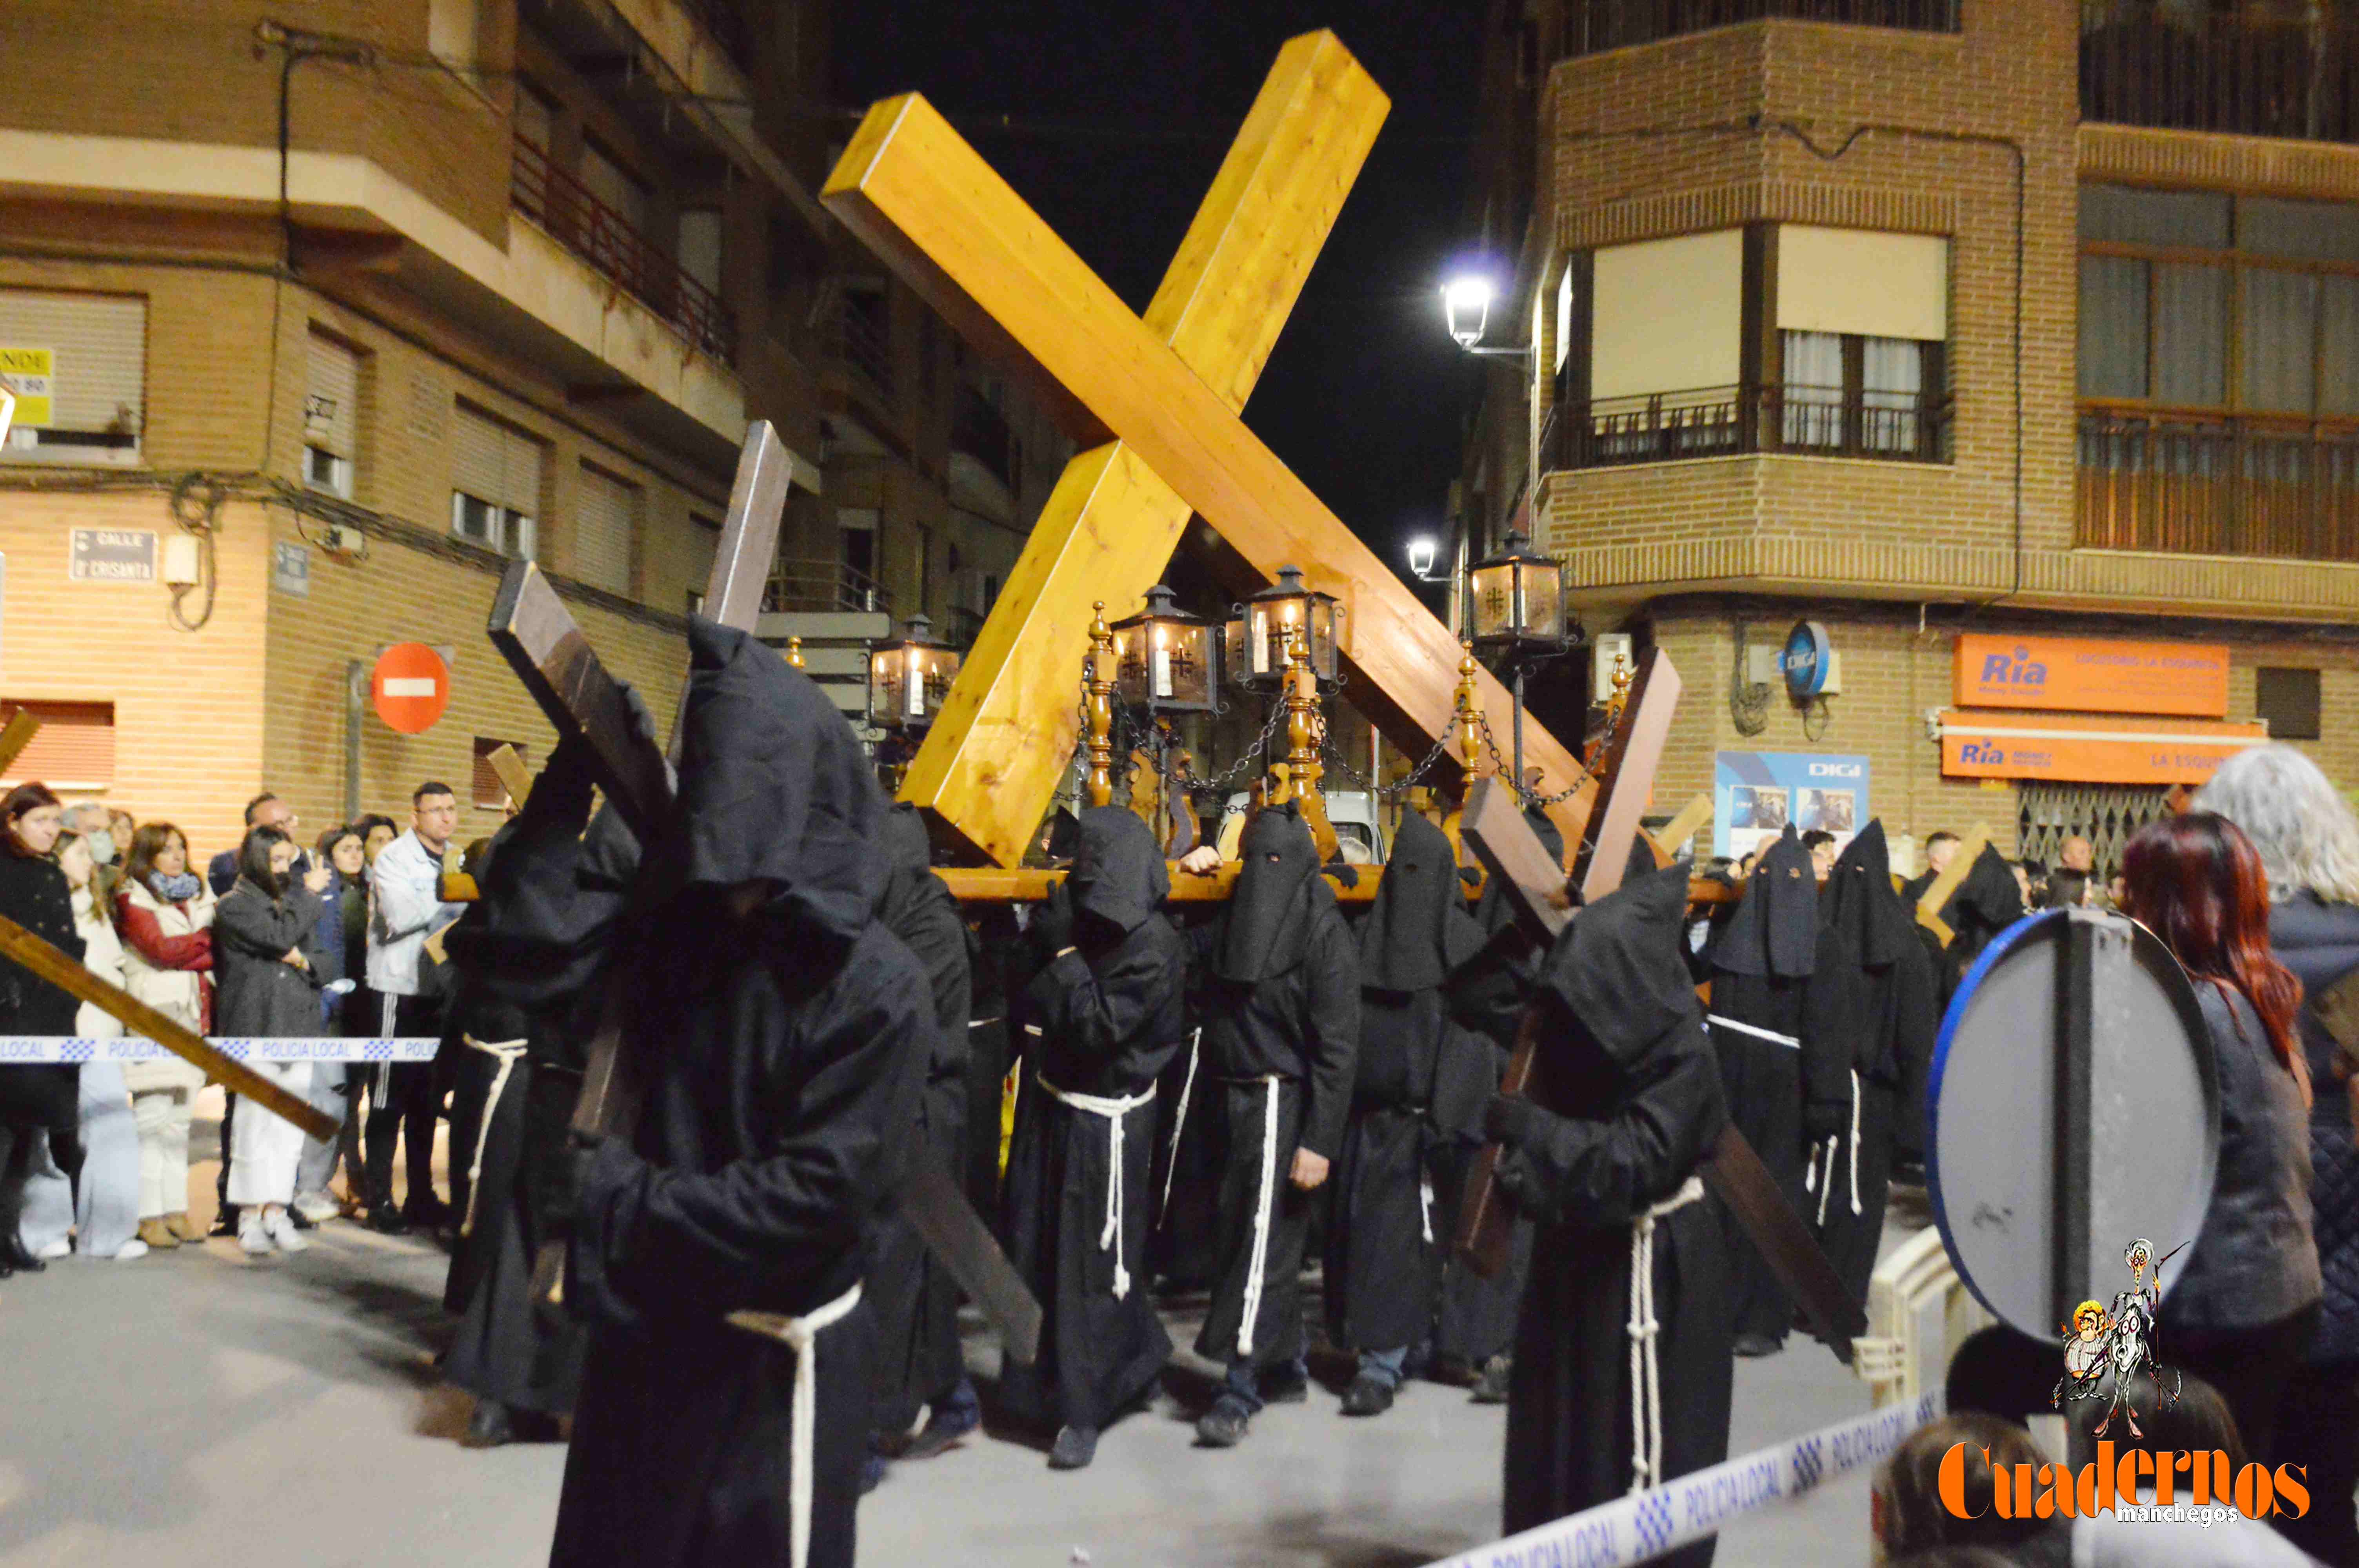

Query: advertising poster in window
1715 751 1869 863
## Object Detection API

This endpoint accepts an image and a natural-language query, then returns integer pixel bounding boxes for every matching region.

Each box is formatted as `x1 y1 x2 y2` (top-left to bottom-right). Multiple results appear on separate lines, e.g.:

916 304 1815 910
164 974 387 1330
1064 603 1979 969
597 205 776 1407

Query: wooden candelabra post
786 635 805 668
1272 623 1339 860
1085 601 1117 809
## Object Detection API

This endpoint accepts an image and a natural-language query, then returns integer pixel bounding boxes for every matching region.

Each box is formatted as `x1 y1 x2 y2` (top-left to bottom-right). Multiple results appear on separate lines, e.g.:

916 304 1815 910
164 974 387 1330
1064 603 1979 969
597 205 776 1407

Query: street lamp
1225 564 1342 693
1441 274 1531 360
868 612 961 732
1110 584 1218 713
1406 535 1442 581
1467 527 1571 798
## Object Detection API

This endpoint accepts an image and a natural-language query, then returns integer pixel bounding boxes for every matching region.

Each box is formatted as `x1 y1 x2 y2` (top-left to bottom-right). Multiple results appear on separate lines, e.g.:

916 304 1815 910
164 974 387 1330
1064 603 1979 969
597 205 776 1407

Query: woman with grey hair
2193 741 2359 1563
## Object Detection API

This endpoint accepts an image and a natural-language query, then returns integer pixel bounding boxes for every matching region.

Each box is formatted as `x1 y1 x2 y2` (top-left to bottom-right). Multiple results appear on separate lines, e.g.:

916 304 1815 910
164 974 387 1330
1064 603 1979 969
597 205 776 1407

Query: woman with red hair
2118 810 2320 1473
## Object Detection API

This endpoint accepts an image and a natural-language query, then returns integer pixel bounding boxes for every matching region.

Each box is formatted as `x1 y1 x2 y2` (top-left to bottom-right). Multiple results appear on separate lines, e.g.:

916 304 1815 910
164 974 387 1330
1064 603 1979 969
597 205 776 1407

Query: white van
1217 789 1386 864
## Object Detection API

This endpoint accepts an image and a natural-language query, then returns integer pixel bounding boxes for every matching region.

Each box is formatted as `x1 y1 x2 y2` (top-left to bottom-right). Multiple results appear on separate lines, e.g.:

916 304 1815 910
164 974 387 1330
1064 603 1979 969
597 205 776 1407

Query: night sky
831 2 1491 588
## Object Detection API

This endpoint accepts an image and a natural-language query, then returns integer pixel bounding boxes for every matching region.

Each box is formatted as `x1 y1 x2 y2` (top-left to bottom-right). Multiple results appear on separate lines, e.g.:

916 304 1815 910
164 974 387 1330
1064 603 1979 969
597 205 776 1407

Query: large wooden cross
823 31 1599 869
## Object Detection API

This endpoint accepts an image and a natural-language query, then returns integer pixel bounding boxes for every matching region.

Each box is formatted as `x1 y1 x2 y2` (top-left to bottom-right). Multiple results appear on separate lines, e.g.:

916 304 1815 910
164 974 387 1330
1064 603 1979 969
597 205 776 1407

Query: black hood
1216 802 1323 982
876 804 935 930
1950 842 2025 940
1822 820 1911 967
1359 812 1482 991
1716 823 1818 977
1070 807 1168 933
1476 801 1566 936
1536 862 1703 1071
655 618 883 944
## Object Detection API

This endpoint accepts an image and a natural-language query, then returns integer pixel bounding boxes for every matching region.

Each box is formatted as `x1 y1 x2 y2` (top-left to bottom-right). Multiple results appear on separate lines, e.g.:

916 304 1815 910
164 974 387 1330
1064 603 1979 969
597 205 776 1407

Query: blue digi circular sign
1782 620 1832 701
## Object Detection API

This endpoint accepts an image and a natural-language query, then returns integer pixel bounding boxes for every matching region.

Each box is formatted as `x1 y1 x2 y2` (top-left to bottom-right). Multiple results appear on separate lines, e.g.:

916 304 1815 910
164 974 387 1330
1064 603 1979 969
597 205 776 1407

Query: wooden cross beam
486 743 533 809
824 33 1600 868
1914 821 1993 948
0 709 41 779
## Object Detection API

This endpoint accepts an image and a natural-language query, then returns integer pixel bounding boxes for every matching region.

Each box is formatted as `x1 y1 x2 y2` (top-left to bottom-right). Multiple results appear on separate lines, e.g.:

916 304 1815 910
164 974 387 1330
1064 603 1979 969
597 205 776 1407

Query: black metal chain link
1479 708 1614 806
1318 731 1459 800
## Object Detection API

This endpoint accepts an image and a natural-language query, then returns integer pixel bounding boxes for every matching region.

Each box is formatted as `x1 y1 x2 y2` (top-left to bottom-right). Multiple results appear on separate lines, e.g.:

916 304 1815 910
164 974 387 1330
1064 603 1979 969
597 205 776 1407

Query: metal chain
1319 731 1458 800
1194 694 1292 791
1478 709 1612 806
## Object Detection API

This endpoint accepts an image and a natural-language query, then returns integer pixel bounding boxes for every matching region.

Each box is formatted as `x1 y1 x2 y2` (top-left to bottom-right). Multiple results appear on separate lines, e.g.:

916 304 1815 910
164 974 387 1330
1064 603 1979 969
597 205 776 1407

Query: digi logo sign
1808 762 1863 779
1979 646 2049 688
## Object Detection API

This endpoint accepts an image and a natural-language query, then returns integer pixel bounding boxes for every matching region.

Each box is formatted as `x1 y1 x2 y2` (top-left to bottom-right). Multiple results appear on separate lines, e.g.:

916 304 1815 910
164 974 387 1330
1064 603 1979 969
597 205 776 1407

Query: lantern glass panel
1470 558 1517 644
868 649 900 728
1517 559 1565 644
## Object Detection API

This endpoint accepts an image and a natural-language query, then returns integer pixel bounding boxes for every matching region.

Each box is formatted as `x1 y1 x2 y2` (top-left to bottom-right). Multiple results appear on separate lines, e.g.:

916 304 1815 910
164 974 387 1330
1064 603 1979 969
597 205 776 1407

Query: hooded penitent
1714 825 1818 979
550 619 929 1568
999 804 1189 1434
1809 821 1941 1311
1216 803 1326 983
1325 813 1498 1356
1488 863 1732 1554
1943 843 2025 983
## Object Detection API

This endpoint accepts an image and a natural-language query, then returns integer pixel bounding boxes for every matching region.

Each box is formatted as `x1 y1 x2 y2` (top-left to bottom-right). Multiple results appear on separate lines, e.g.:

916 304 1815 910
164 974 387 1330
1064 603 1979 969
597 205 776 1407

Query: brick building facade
1462 0 2359 873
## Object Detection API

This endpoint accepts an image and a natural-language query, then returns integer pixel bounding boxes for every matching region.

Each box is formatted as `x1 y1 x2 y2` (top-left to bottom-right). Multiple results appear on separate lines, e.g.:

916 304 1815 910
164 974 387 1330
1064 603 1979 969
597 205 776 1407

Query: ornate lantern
1110 584 1216 714
1225 564 1342 692
1468 528 1568 655
867 613 960 730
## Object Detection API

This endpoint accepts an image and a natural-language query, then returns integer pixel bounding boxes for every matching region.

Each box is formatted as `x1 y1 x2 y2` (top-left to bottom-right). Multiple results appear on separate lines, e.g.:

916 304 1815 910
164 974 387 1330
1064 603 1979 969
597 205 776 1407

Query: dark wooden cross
487 421 1041 1363
1454 650 1863 1362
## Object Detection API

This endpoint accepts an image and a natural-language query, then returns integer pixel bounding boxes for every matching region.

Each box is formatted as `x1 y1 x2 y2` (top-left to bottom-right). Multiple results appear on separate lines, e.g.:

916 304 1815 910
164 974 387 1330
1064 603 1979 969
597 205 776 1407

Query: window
678 210 722 296
450 402 541 559
0 289 145 466
2256 667 2323 741
471 736 532 810
915 523 933 615
304 328 360 499
687 511 720 605
1773 225 1948 458
515 82 556 154
0 701 115 790
582 141 649 237
573 461 639 596
427 0 483 75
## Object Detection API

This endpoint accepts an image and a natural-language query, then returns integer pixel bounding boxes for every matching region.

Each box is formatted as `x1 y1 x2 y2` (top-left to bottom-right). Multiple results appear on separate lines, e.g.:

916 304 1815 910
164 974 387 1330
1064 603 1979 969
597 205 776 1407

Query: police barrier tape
0 1036 440 1064
1423 1391 1945 1568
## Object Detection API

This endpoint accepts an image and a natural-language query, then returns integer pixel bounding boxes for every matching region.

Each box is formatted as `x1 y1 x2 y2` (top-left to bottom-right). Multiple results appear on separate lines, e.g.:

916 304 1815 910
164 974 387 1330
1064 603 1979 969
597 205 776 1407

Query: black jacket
0 851 81 1034
2270 893 2359 1360
213 878 327 1038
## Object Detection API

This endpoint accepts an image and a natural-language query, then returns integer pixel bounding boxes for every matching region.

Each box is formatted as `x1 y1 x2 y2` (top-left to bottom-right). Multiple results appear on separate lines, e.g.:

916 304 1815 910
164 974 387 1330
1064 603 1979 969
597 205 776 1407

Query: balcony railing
511 138 738 365
952 387 1018 490
1545 383 1952 469
2081 3 2359 145
766 556 891 616
827 290 894 405
1563 0 1958 58
2078 409 2359 561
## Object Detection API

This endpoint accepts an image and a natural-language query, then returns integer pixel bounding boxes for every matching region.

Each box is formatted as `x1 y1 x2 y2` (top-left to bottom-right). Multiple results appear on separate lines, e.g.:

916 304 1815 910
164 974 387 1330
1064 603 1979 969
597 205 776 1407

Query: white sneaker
262 1208 309 1254
109 1239 150 1261
291 1191 340 1225
35 1238 70 1261
239 1214 274 1255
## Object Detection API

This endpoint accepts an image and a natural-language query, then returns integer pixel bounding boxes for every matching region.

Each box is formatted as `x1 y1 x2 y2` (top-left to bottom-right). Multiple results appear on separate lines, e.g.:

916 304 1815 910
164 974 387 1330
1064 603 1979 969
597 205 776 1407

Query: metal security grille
2017 782 2172 879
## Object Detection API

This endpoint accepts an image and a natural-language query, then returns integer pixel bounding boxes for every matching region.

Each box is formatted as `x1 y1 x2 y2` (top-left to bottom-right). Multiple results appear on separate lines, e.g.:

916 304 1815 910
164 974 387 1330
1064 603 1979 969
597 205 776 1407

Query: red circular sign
372 643 450 735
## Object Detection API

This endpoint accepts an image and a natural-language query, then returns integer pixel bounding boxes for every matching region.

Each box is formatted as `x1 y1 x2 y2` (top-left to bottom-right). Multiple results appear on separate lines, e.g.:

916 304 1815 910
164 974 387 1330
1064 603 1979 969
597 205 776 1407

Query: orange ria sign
1954 634 2230 719
1940 711 2266 785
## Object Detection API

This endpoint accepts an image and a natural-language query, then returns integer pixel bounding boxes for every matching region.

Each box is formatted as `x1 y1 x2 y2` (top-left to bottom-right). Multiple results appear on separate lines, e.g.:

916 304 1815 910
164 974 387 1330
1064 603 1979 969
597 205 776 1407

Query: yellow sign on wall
0 347 54 428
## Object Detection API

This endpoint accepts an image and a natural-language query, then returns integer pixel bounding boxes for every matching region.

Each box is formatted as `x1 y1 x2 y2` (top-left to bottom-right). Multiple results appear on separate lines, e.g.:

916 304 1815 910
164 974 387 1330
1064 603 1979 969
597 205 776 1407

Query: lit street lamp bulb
1407 537 1438 578
1441 276 1494 348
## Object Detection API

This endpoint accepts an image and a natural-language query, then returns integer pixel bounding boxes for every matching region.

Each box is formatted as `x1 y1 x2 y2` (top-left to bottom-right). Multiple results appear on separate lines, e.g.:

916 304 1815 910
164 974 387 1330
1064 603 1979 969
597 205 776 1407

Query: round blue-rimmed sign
1781 620 1832 701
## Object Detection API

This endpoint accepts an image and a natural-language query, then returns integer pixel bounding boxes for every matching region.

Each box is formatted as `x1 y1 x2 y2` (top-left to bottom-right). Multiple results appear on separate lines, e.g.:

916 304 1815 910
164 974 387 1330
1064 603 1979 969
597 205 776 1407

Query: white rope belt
1803 1068 1864 1226
459 1036 526 1239
1419 1174 1435 1245
723 1280 863 1568
1161 1027 1202 1212
1037 1075 1156 1301
1704 1015 1800 1049
1237 1074 1282 1358
1629 1175 1706 1493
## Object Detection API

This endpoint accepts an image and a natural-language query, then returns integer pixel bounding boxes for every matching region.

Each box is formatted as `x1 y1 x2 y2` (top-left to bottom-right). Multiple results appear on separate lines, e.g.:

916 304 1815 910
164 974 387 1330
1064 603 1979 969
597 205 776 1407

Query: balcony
511 137 738 365
1544 383 1951 469
2079 408 2359 561
2081 3 2359 145
765 555 891 615
952 387 1018 489
1562 0 1958 58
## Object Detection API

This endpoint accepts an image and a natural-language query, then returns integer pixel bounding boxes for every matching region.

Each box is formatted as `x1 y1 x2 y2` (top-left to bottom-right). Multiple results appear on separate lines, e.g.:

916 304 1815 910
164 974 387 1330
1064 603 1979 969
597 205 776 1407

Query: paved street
0 1098 1896 1568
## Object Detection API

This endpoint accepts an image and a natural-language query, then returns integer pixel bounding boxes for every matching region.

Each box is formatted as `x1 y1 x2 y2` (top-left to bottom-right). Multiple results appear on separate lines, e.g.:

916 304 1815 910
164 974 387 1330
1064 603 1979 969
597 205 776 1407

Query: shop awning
1936 710 2268 785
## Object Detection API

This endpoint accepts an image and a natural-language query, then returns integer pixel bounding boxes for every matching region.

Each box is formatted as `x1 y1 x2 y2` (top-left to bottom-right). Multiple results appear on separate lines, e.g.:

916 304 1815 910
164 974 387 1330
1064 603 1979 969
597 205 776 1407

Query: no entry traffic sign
373 642 450 734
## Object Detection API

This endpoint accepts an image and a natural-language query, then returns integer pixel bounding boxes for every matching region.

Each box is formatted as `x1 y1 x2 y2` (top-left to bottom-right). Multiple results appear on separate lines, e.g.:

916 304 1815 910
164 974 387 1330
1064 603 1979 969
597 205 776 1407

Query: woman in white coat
115 822 214 1250
18 828 145 1259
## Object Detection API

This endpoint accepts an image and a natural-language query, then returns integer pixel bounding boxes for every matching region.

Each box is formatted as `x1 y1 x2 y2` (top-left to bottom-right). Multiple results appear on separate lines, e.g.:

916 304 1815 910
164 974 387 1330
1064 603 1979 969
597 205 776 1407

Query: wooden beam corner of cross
820 30 1598 874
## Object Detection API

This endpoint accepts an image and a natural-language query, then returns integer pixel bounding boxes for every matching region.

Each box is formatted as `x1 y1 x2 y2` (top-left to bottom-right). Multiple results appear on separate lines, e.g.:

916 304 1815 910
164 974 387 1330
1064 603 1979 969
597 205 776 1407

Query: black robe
549 621 927 1568
440 736 637 1412
0 851 84 1215
999 808 1186 1432
1706 824 1830 1346
869 806 973 1439
1493 864 1732 1561
963 905 1020 1214
1191 804 1359 1372
1810 822 1941 1310
1940 843 2026 1000
1325 813 1494 1354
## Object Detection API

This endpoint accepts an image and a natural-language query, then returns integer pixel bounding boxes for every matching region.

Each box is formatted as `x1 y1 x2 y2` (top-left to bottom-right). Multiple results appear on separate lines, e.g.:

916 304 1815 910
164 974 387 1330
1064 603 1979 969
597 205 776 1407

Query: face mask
87 834 115 865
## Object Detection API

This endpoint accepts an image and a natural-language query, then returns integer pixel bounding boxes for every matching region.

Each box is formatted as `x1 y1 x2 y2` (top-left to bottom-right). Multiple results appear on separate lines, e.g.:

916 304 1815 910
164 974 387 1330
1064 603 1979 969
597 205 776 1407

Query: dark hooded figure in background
548 621 928 1568
438 730 638 1448
1940 842 2026 999
1324 811 1498 1417
867 805 979 1478
1809 821 1941 1313
1436 802 1563 1402
1189 802 1359 1447
998 807 1188 1471
1483 863 1732 1560
1707 823 1842 1357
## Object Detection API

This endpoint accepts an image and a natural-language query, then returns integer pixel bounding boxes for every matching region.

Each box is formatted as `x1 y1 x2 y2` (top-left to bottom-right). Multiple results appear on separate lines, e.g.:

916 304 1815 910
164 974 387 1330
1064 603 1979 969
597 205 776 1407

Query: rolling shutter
0 701 116 789
574 462 637 595
451 402 542 516
0 289 145 449
305 330 360 459
1776 226 1950 342
1590 230 1742 402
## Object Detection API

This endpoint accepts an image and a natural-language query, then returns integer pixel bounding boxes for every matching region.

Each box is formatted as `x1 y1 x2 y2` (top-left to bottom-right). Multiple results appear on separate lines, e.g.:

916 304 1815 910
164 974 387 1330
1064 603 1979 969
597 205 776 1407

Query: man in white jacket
361 781 465 1234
